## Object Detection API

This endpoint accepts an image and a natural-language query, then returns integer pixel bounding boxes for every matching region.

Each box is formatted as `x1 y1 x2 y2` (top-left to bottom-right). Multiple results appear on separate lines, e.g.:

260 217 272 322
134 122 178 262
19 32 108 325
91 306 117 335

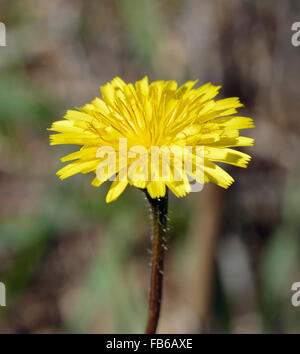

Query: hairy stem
144 190 168 334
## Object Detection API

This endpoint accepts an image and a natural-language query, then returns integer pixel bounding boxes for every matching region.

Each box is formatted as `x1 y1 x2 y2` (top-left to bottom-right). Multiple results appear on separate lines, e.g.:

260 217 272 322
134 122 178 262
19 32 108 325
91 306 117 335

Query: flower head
49 77 254 202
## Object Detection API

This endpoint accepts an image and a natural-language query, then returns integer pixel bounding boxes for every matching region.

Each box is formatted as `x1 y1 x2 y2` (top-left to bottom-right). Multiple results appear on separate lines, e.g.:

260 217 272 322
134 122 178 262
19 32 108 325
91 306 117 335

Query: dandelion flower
49 77 254 203
49 77 254 334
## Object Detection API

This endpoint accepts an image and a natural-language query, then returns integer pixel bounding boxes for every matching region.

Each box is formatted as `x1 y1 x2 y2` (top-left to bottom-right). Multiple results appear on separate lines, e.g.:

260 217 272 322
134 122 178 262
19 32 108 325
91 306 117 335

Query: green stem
144 189 168 334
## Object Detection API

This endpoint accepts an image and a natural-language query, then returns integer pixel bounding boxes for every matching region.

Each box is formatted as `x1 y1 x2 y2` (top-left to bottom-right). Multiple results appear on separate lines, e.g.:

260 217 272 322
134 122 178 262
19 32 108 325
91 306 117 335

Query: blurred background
0 0 300 333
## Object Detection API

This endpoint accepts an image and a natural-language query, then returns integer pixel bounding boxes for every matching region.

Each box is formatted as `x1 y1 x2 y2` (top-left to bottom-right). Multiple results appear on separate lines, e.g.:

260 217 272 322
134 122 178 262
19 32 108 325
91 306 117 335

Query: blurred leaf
117 0 163 70
0 71 56 135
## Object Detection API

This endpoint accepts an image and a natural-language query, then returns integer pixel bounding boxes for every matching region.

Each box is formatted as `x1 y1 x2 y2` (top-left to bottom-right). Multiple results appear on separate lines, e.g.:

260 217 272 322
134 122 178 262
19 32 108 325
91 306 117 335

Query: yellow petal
57 160 99 180
64 110 92 122
61 147 98 162
204 160 234 189
91 176 105 187
215 116 255 130
106 180 128 203
50 133 99 146
205 147 251 168
146 181 166 199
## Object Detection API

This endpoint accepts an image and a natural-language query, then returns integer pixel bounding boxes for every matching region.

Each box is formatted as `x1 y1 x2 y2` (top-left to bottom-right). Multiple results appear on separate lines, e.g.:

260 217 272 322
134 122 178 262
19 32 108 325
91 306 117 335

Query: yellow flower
49 77 254 203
